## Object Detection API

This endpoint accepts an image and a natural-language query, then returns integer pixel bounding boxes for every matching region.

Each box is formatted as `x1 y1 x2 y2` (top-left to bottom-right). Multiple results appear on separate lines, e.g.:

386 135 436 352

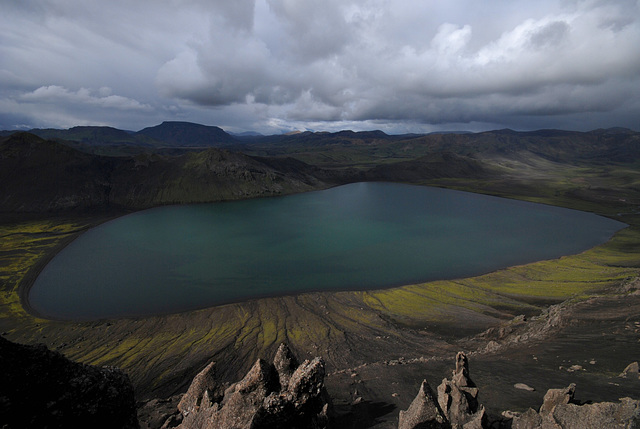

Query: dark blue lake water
30 182 625 320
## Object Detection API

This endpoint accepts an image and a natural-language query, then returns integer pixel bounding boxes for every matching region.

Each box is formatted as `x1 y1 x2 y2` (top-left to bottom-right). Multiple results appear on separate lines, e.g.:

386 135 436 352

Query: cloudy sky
1 0 639 134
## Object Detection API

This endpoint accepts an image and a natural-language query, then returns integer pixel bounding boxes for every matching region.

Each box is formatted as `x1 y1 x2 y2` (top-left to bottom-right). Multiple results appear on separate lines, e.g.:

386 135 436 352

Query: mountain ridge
2 122 636 148
0 132 344 213
136 121 237 147
3 125 639 212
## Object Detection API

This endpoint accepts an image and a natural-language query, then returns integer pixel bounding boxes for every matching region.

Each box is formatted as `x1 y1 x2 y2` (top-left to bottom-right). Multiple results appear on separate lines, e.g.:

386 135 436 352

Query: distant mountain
334 130 388 140
0 122 238 150
136 121 237 147
3 123 637 160
238 129 405 148
427 130 473 135
28 126 159 147
3 126 639 212
229 131 264 137
2 123 639 168
590 127 636 135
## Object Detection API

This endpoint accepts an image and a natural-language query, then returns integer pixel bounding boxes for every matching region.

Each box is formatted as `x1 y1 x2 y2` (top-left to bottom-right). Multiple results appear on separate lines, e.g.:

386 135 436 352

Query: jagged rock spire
173 343 328 429
437 352 485 428
399 351 485 429
398 380 448 429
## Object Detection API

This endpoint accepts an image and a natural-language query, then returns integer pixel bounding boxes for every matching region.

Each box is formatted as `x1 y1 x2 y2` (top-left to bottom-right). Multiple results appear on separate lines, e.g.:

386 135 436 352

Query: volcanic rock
173 343 328 429
399 352 485 429
619 361 640 379
398 380 448 429
436 352 485 428
401 353 640 429
0 336 138 429
273 341 299 390
514 383 535 392
511 383 640 429
177 361 226 416
137 396 182 429
539 383 576 415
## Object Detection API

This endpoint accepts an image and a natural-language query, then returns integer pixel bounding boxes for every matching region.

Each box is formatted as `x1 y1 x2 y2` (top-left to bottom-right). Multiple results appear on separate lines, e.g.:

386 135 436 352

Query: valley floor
1 175 639 427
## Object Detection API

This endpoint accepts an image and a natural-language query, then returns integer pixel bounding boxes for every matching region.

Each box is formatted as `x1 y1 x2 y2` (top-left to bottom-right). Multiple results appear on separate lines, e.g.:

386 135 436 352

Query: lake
29 182 626 320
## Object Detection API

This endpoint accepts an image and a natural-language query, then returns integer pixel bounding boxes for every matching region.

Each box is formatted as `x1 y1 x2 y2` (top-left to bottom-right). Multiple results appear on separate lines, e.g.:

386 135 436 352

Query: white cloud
1 0 639 132
431 23 472 55
0 85 157 130
20 86 152 111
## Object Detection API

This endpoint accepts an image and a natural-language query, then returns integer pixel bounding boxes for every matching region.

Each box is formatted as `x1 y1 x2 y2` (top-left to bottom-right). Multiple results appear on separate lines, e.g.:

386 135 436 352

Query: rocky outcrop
620 361 640 379
8 333 637 429
169 343 329 429
399 352 485 429
538 383 576 415
398 380 448 429
0 336 138 429
436 352 485 428
400 352 640 429
476 305 567 354
177 361 226 418
510 383 640 429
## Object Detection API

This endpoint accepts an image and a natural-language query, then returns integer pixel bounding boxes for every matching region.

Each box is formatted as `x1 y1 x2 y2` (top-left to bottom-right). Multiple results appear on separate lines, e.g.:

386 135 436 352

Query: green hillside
0 133 342 212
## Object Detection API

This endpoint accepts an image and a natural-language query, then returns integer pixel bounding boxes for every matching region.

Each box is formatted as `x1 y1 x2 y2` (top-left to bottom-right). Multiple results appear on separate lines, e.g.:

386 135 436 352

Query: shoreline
0 227 636 410
3 131 640 424
14 214 121 321
17 219 627 323
11 180 631 323
2 179 638 403
18 231 86 320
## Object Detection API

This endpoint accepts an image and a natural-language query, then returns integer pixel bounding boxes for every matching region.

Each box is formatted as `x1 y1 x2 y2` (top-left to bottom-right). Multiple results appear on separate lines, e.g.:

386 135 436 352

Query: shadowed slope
0 133 341 212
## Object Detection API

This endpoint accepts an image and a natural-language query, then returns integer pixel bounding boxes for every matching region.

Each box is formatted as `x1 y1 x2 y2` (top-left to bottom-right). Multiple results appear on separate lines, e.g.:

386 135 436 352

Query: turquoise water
29 182 625 320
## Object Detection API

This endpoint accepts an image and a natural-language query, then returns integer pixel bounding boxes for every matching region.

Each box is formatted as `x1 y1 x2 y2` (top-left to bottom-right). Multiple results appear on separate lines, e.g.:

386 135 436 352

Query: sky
1 0 639 135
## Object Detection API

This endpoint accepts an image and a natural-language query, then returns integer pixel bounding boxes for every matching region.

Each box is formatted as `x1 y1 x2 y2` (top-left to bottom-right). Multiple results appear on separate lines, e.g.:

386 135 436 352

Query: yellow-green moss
0 220 89 322
1 166 639 395
357 227 640 327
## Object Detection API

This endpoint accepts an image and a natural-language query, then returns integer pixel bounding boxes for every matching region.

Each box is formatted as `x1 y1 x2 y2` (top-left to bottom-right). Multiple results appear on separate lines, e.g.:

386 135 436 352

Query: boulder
399 353 640 429
539 383 575 415
514 383 535 392
511 409 542 429
550 397 640 429
619 361 640 379
511 384 640 429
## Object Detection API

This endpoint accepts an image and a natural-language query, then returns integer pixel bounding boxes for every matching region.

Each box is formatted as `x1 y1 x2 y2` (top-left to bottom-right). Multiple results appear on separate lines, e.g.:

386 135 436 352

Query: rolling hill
2 125 639 213
27 126 158 148
0 133 342 212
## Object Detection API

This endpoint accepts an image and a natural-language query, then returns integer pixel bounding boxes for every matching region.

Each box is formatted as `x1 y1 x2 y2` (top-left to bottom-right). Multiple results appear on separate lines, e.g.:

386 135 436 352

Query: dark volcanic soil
3 219 640 429
323 284 640 428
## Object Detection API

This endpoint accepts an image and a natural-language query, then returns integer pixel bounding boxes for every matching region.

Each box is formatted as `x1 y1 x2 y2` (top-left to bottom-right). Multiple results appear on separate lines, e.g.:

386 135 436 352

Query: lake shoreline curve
20 182 627 322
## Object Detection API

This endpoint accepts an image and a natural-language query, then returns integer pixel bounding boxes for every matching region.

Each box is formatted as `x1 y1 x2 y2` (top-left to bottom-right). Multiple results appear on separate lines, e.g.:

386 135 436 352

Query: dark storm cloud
1 0 639 133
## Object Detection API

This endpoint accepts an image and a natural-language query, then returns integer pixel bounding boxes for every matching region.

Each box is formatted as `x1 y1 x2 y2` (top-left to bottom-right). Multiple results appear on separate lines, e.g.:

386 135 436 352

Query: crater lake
29 182 626 320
